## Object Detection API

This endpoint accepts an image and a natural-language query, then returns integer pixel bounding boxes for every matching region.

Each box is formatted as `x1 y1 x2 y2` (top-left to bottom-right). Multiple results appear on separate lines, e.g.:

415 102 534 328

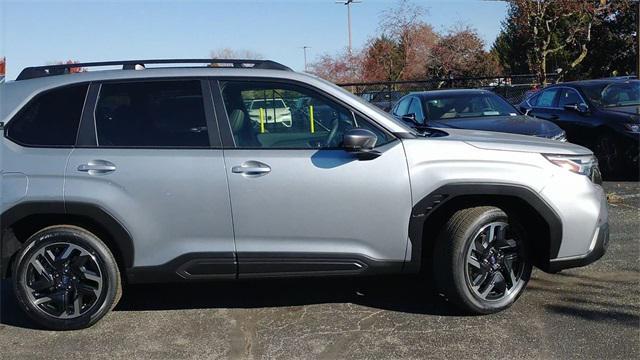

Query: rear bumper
547 222 610 272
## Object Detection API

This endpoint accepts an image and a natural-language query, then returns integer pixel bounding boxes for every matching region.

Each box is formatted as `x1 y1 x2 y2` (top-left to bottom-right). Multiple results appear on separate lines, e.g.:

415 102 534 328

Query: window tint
536 88 559 107
7 84 88 146
558 88 583 107
394 97 411 115
527 93 539 106
95 80 209 147
220 81 393 149
407 98 425 123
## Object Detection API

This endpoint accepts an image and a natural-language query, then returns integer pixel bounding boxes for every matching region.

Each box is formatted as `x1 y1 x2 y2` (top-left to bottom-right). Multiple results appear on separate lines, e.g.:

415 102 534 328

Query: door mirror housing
401 113 417 124
343 128 380 160
564 103 589 113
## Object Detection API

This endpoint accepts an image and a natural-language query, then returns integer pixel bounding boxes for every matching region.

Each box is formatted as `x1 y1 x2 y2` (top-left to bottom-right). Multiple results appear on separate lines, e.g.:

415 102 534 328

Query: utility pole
636 0 639 76
301 46 311 72
336 0 361 55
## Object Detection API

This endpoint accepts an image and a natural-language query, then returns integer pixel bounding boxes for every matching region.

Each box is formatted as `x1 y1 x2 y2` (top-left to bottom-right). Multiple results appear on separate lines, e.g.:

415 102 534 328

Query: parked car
247 98 292 127
391 89 566 141
519 79 639 176
1 59 607 330
360 91 403 112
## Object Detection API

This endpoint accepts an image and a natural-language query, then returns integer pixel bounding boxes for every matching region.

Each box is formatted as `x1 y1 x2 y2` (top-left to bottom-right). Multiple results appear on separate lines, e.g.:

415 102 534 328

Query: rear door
64 79 236 275
213 79 412 277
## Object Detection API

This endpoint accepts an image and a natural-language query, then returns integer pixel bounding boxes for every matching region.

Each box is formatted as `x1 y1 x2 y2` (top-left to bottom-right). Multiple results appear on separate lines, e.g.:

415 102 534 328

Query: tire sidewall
452 209 532 314
13 226 119 330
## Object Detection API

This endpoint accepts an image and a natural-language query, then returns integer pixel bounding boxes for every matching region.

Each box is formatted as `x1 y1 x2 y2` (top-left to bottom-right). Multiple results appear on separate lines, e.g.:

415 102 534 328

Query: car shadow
0 276 463 330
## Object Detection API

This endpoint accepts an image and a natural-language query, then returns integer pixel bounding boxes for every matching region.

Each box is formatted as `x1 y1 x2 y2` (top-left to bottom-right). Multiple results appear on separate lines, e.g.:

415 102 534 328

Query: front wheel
13 225 121 330
594 133 623 177
433 207 531 314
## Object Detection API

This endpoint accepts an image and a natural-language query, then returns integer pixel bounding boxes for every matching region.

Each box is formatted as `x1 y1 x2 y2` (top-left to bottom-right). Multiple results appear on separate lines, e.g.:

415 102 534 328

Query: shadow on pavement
527 270 640 329
1 275 463 330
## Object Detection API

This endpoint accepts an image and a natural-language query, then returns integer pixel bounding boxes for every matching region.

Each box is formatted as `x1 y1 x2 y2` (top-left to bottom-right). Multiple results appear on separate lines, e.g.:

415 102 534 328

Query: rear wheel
433 207 531 314
13 225 121 330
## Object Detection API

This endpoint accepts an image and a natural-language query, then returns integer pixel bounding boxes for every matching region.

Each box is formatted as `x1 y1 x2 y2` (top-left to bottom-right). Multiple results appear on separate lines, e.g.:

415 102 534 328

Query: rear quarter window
5 84 88 147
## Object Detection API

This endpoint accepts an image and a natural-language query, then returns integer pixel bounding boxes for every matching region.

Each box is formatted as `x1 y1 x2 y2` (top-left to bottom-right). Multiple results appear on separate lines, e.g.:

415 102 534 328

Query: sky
0 0 509 80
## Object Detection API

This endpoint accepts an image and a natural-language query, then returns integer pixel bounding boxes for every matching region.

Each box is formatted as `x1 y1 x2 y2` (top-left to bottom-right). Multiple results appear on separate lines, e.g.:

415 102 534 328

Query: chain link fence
338 74 560 111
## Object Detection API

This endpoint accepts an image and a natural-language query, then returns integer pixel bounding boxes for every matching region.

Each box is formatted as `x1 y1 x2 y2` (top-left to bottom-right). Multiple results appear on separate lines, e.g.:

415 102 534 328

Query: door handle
232 161 271 176
77 160 116 175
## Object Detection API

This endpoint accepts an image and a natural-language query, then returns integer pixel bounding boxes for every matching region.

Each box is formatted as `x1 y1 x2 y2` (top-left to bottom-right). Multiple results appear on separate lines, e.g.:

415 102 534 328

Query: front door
214 79 412 277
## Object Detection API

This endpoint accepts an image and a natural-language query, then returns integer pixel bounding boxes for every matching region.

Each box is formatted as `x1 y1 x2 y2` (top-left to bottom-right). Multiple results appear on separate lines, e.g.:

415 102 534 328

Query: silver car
0 59 609 330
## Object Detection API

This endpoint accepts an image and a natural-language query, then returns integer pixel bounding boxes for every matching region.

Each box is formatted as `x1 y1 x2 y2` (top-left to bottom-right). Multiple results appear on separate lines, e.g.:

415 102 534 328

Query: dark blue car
519 79 639 177
391 89 566 141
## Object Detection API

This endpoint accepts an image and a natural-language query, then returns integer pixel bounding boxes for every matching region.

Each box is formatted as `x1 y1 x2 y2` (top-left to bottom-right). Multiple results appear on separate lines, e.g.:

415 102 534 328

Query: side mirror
343 128 380 160
564 103 589 113
402 113 417 123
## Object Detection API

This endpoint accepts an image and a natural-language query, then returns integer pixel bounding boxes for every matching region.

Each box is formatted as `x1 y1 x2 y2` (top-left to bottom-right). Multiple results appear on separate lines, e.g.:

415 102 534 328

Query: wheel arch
1 201 134 278
406 183 562 273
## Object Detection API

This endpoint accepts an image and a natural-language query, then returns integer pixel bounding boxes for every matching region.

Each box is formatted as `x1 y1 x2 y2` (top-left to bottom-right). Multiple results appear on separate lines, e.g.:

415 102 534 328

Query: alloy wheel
465 222 525 301
21 242 104 319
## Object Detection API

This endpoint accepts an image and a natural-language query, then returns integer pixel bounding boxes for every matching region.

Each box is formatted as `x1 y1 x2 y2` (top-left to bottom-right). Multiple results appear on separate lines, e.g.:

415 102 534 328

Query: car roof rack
16 59 292 81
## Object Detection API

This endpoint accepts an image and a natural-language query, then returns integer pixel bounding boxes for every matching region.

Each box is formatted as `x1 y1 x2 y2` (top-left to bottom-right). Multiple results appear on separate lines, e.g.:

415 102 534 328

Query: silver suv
0 59 609 330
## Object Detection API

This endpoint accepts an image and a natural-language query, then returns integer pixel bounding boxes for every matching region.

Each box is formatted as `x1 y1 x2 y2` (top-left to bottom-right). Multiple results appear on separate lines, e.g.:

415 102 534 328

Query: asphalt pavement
1 182 638 359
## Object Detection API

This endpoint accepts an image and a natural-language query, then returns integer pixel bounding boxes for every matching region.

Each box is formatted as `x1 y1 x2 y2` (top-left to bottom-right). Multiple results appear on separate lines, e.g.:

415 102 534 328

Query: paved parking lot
1 182 638 359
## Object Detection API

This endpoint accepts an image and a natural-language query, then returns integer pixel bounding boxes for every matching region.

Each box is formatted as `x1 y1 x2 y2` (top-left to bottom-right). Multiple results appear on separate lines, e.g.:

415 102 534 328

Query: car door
555 87 592 144
64 79 236 275
527 87 561 123
213 79 412 277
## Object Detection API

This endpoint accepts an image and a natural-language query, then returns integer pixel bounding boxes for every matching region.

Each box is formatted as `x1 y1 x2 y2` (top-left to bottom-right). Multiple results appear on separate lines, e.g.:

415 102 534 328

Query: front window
421 92 518 121
580 81 640 108
558 88 585 107
220 80 393 149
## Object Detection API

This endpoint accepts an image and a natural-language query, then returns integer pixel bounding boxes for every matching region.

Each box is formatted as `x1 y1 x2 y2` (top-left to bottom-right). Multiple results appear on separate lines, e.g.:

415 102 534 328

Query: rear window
95 80 209 148
6 84 88 146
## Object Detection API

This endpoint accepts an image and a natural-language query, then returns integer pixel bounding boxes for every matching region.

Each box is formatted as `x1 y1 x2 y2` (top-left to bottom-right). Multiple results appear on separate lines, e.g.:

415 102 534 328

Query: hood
428 115 563 138
438 128 592 155
600 106 640 120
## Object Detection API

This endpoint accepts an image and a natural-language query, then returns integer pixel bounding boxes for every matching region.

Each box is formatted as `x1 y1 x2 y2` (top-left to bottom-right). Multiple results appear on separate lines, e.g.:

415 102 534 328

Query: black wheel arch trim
1 201 135 278
406 182 563 272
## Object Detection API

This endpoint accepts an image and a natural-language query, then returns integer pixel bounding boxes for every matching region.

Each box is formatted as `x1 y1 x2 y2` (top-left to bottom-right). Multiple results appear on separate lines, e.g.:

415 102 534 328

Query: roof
549 78 639 87
408 89 494 98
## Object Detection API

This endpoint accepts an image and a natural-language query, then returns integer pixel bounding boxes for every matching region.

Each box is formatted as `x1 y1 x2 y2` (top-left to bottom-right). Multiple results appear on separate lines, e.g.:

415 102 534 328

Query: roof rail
16 59 292 81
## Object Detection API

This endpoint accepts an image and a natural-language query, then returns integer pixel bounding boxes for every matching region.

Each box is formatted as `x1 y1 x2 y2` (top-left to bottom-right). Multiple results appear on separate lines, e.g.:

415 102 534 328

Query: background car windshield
250 99 287 109
581 81 640 108
422 93 518 120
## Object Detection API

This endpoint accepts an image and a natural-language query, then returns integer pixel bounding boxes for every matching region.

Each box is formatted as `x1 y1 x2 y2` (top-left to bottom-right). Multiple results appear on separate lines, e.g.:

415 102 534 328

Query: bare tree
308 49 364 83
509 0 612 84
210 48 263 60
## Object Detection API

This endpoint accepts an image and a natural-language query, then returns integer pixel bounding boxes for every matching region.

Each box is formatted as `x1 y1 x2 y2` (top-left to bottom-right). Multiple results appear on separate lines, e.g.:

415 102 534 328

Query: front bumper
547 222 610 272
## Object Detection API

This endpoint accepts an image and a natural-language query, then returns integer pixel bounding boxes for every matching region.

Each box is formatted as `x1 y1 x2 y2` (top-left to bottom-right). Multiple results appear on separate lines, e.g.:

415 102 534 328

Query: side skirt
126 252 404 284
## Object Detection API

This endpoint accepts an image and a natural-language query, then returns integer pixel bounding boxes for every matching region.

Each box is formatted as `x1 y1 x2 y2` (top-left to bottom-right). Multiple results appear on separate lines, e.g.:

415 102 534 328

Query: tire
12 225 121 330
594 133 623 177
433 206 531 314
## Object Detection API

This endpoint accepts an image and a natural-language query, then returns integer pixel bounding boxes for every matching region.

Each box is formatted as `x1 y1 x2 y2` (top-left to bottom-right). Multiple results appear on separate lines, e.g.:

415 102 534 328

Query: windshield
580 81 640 108
422 93 519 120
250 99 286 109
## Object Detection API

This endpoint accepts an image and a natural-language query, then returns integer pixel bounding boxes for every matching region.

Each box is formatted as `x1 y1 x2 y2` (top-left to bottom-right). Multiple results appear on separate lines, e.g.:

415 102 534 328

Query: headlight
543 154 602 184
623 123 640 133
